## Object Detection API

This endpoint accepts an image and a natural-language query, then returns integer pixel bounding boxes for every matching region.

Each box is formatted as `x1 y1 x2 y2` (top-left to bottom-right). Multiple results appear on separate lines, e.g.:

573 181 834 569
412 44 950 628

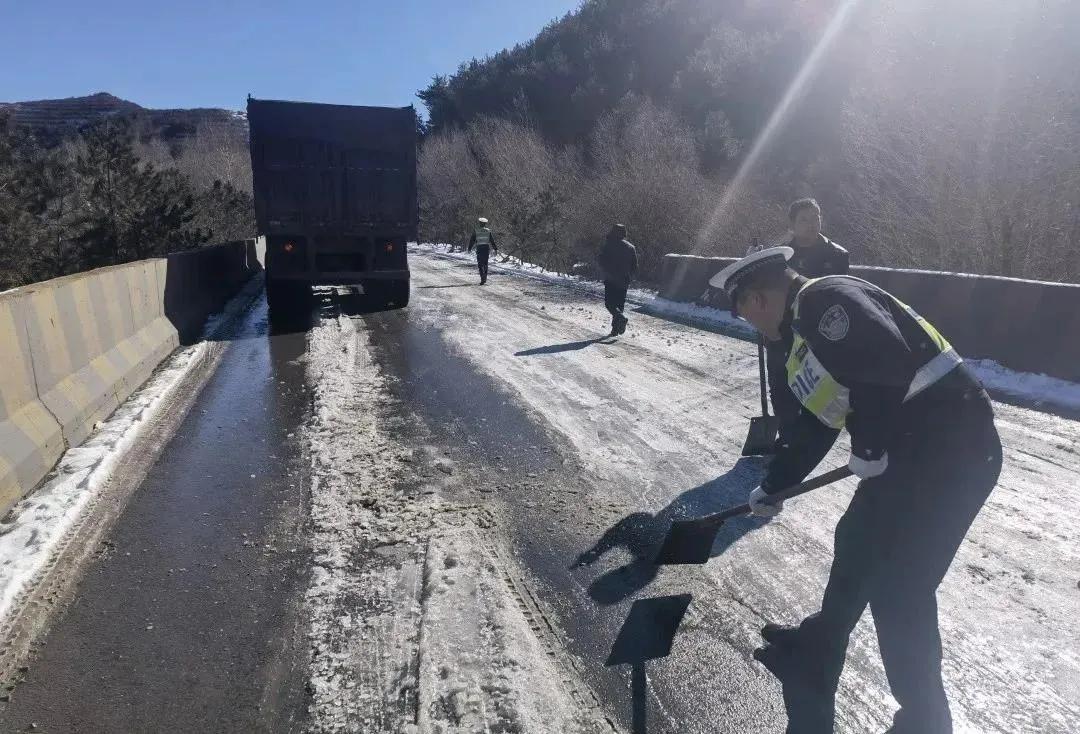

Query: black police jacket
762 275 985 492
598 237 638 286
787 234 849 279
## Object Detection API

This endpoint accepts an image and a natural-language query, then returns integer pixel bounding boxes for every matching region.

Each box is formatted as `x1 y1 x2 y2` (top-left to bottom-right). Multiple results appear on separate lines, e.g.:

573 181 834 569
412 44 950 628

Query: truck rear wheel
266 279 309 315
364 280 409 309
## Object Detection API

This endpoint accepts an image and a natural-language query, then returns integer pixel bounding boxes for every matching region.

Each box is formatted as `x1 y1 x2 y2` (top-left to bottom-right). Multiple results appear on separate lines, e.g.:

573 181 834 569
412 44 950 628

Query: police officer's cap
478 217 489 225
709 246 793 304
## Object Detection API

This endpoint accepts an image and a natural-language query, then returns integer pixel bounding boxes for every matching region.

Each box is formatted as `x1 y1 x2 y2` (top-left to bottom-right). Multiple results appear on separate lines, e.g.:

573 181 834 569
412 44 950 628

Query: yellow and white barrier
0 239 259 516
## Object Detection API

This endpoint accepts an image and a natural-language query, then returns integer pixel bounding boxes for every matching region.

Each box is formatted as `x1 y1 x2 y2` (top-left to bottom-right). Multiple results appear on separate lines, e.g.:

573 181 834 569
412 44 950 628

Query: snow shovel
742 336 780 456
654 466 854 565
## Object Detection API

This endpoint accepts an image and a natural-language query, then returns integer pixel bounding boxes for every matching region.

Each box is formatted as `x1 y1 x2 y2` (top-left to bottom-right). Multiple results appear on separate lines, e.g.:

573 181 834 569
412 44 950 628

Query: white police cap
478 217 489 225
709 246 794 300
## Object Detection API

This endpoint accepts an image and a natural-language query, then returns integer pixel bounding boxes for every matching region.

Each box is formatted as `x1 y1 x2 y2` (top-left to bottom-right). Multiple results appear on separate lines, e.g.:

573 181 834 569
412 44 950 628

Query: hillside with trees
417 0 1080 284
0 94 253 291
0 112 253 291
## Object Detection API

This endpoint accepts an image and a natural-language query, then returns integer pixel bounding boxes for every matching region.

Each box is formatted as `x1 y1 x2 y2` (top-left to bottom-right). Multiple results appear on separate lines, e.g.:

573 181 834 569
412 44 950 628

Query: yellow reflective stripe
787 334 850 429
899 302 952 352
904 348 963 402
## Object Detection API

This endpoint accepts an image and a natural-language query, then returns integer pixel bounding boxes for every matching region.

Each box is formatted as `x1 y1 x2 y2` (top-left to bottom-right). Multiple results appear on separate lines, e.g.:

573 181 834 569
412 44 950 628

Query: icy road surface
395 249 1080 734
2 249 1077 733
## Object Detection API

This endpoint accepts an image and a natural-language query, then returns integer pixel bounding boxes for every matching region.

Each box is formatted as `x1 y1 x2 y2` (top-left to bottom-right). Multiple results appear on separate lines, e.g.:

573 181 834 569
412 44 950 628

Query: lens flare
695 0 863 252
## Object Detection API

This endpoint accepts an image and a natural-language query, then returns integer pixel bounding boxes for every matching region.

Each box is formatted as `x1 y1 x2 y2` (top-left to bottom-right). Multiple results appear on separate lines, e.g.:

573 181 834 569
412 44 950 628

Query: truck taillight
385 243 395 253
283 241 296 253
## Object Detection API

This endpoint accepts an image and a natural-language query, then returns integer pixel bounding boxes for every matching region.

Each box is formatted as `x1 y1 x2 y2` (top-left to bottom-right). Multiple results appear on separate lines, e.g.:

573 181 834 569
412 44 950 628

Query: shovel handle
728 466 856 519
757 336 769 416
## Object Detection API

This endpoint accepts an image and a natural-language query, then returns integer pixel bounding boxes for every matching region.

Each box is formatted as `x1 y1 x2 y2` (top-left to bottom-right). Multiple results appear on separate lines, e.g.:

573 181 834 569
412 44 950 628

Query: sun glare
695 0 863 252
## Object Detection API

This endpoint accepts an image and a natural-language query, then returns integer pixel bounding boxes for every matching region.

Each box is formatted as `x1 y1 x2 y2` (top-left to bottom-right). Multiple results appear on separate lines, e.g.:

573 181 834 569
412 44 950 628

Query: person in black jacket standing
597 224 638 335
714 247 1002 734
766 199 850 452
785 198 849 277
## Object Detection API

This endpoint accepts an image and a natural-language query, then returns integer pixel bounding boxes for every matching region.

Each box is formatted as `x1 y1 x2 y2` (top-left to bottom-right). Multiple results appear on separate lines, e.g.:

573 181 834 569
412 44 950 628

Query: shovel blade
654 516 724 565
741 415 780 457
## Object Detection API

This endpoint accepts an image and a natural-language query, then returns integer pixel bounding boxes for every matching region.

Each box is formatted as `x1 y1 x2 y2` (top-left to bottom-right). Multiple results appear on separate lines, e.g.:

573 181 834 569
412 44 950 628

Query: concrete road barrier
0 240 259 515
658 254 731 303
660 253 1080 382
164 240 259 344
16 263 180 452
0 295 65 513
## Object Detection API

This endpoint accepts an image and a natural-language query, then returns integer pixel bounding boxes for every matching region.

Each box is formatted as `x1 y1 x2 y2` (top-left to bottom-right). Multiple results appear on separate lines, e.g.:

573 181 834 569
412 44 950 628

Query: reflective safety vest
473 227 492 247
785 277 963 429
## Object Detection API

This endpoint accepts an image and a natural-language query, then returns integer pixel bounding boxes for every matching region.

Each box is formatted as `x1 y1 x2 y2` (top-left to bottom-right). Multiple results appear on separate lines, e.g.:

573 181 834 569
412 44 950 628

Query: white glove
749 486 783 517
849 451 889 479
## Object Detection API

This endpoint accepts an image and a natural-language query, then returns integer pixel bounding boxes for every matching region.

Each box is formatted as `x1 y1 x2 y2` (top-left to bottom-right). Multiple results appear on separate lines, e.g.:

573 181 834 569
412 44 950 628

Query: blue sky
0 0 580 112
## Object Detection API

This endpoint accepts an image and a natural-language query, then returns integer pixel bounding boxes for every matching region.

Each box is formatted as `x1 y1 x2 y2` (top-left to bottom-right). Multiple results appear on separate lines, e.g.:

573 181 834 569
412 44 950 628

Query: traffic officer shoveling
467 217 498 284
711 246 1002 734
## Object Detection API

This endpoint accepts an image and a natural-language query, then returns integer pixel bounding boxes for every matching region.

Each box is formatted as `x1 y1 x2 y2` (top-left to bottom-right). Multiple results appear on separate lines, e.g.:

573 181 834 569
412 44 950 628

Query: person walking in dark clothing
714 247 1002 734
467 217 498 284
767 199 850 452
597 224 638 335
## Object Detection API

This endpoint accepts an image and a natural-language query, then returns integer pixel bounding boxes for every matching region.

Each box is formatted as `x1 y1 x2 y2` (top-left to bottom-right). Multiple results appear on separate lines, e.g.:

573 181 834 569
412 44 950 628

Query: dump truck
247 97 417 310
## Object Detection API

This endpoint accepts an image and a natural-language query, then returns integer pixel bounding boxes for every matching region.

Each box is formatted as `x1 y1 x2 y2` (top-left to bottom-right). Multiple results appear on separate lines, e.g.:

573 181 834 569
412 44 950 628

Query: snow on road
416 243 1080 415
407 248 1080 733
302 301 615 733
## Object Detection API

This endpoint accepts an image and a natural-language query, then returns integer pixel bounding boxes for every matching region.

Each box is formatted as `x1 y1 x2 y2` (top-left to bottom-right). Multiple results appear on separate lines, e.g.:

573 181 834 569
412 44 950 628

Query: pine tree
22 146 79 281
74 118 205 268
0 114 36 290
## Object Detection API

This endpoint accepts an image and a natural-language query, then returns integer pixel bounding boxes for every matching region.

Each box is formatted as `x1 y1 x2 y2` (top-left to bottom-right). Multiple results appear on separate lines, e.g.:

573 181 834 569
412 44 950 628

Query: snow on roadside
412 243 1080 413
302 308 615 733
967 359 1080 412
0 275 264 629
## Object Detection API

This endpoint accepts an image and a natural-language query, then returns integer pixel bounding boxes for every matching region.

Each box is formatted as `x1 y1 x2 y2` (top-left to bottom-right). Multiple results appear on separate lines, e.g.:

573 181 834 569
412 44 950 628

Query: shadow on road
515 335 616 356
606 594 693 734
571 457 768 605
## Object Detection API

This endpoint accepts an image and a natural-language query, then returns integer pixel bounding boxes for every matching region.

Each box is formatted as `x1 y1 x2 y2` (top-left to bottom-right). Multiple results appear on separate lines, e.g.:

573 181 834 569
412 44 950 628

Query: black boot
762 622 801 646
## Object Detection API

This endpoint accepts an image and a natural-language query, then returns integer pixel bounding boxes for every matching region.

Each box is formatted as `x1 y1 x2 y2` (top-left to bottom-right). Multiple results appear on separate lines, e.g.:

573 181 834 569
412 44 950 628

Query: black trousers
786 391 1001 734
475 246 490 281
604 281 628 326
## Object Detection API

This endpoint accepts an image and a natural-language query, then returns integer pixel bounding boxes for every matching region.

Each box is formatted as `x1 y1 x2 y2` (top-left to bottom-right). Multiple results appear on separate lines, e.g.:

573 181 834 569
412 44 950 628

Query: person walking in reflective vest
467 217 498 284
710 246 1002 734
